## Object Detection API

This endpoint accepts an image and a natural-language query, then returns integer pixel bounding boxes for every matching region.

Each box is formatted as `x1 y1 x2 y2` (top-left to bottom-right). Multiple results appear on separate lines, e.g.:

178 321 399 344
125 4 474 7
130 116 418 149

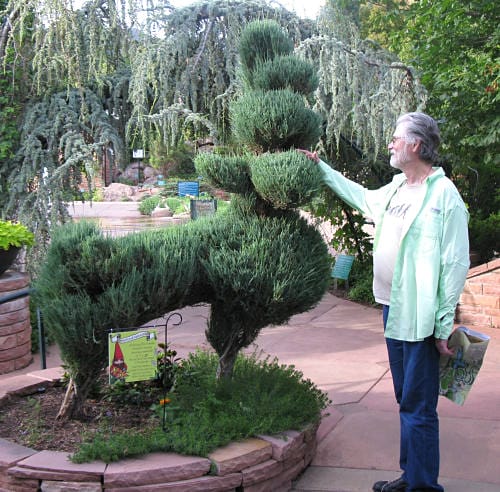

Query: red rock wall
456 258 500 329
0 272 32 375
0 425 318 491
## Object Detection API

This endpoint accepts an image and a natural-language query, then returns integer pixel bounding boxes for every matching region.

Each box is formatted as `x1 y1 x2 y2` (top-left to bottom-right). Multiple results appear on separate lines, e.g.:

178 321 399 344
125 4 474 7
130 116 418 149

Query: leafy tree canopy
353 0 499 212
351 0 499 260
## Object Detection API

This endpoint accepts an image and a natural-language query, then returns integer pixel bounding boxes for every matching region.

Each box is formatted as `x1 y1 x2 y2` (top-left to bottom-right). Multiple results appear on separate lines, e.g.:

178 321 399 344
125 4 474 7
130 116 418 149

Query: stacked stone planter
0 272 32 375
0 370 318 492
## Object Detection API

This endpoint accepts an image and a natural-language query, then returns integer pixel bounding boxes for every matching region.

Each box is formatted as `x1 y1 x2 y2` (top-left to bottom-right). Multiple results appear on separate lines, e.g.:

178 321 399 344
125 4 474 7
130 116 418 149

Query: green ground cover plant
72 350 329 463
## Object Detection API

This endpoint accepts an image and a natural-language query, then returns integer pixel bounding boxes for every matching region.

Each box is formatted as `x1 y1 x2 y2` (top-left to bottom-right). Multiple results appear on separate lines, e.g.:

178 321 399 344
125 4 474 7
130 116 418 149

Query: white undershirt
373 183 427 304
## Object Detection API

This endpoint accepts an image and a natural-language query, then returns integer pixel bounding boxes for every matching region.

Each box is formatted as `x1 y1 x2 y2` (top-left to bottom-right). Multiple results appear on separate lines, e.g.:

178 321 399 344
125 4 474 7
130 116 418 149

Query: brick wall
456 258 500 329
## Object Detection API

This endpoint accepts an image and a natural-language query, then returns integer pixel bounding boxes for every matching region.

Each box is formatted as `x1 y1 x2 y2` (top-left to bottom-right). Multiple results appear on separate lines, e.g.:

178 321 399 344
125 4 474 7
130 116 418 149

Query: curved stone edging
0 371 319 491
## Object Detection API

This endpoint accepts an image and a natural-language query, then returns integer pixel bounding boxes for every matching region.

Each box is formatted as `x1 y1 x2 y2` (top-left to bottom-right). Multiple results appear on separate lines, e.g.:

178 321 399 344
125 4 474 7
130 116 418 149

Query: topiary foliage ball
195 153 253 194
202 214 331 342
252 55 319 95
231 89 322 152
238 19 294 85
250 150 323 209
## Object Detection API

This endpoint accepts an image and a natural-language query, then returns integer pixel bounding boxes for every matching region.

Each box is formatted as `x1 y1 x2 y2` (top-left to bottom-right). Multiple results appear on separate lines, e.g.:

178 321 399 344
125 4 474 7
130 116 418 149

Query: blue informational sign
331 254 355 280
178 181 199 197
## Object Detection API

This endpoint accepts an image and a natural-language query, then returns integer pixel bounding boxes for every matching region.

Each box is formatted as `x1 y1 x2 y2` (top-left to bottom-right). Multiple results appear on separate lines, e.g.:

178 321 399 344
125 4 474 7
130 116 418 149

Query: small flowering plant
0 220 35 250
152 394 179 430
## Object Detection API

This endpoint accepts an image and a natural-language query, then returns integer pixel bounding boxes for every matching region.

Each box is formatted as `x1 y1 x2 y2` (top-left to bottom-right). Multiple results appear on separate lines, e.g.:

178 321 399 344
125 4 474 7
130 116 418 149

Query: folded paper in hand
439 326 490 405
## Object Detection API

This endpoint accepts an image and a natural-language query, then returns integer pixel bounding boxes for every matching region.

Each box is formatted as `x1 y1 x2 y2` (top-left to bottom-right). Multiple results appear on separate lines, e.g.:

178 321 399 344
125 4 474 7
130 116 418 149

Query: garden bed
0 361 321 491
0 372 318 491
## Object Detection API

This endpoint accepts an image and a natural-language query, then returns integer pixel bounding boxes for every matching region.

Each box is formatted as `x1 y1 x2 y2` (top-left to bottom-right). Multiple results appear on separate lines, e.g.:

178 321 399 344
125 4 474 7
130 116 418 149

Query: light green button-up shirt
318 160 470 341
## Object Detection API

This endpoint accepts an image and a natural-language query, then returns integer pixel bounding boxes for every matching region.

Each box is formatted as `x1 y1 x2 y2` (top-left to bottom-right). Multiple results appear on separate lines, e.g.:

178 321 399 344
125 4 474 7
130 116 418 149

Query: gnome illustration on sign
109 340 128 383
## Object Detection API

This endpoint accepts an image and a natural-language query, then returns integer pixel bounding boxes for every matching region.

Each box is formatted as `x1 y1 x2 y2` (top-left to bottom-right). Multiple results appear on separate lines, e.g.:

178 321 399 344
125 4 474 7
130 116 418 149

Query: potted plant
0 220 35 275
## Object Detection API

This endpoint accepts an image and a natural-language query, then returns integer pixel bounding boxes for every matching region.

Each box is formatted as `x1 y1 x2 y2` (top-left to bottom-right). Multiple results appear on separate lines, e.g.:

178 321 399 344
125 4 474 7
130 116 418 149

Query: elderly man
299 112 470 491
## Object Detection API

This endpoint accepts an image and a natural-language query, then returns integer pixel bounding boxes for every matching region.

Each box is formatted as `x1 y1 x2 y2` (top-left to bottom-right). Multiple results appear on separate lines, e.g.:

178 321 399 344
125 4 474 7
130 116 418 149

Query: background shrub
138 195 162 215
346 259 376 305
469 212 499 264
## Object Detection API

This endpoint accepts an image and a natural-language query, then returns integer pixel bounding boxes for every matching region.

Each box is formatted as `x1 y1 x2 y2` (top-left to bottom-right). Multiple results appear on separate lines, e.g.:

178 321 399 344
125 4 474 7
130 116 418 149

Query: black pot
0 246 21 276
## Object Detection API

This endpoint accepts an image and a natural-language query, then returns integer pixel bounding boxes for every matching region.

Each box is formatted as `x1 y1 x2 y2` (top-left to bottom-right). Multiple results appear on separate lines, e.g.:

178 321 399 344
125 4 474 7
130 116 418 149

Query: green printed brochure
439 326 490 405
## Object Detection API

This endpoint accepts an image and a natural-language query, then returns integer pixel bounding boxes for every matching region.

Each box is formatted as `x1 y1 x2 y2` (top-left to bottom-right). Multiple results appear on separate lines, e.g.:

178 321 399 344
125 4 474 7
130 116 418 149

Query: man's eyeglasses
389 136 407 145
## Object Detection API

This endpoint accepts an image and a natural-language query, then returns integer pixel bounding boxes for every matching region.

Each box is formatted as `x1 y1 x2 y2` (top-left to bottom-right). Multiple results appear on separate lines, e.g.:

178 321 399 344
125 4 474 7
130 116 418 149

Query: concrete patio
2 293 499 491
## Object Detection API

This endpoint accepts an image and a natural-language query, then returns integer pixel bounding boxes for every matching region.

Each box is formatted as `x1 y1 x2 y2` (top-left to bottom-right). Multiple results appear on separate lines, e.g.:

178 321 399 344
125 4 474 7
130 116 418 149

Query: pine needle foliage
250 150 323 209
202 215 330 378
194 153 253 195
252 55 319 95
34 220 204 419
238 18 294 86
34 209 329 416
195 19 331 379
231 88 322 152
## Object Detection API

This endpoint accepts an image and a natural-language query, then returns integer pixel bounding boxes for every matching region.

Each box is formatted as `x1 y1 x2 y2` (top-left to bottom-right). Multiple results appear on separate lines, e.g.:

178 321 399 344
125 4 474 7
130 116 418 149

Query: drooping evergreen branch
3 88 122 273
297 34 427 161
0 4 18 60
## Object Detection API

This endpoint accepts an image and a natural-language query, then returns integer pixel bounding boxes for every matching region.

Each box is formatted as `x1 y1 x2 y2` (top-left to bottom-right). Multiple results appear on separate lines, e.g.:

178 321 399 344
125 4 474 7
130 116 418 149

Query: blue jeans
383 305 444 492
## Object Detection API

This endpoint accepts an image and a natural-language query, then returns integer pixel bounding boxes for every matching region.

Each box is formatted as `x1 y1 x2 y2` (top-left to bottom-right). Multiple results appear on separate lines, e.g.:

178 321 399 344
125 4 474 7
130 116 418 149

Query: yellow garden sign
108 330 157 384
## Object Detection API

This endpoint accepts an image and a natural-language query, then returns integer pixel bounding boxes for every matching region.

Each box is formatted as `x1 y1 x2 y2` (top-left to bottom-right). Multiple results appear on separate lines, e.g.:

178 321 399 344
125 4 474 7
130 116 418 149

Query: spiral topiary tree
35 19 331 420
194 19 330 378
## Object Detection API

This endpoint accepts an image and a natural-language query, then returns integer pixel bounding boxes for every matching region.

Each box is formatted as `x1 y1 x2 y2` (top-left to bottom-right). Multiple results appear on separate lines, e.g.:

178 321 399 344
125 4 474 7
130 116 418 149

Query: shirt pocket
409 208 442 256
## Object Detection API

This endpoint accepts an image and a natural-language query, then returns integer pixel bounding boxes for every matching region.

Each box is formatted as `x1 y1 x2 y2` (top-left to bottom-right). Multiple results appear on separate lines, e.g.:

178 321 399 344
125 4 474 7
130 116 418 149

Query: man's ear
411 139 422 157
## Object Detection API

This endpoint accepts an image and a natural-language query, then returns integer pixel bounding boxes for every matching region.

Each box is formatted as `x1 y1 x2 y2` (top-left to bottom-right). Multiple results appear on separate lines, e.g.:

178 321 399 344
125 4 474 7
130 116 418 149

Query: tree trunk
56 374 94 420
56 377 74 420
216 347 238 380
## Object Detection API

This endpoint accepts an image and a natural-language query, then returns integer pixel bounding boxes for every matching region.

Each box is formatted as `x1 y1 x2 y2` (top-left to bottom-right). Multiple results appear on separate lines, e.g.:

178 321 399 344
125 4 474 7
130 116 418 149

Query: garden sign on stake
160 312 183 431
108 329 158 384
107 313 183 431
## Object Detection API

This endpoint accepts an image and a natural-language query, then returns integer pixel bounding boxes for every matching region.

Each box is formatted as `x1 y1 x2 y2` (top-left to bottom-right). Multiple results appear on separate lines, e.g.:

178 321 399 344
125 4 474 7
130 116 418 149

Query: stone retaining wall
456 258 500 329
0 372 318 491
1 429 316 492
0 272 32 375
